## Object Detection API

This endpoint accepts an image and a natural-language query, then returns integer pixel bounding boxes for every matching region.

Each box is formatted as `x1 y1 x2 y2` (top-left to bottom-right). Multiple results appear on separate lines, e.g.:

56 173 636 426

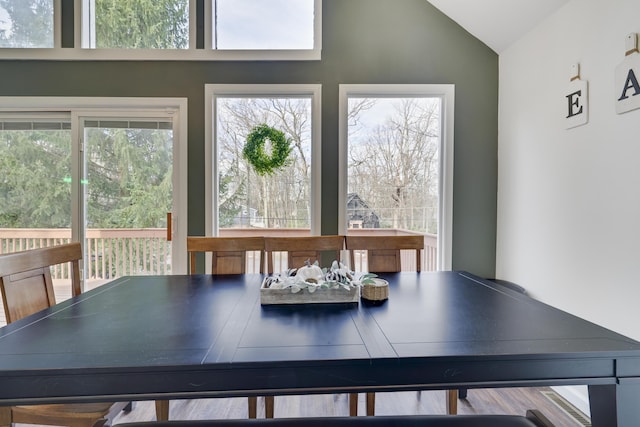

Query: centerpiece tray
260 261 362 305
260 280 359 305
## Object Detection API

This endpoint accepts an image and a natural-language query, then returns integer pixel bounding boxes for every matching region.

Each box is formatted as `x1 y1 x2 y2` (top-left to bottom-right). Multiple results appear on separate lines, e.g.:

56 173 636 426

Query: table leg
446 389 458 415
155 400 169 421
589 382 640 426
366 392 375 416
349 393 358 416
265 396 275 418
0 406 11 427
248 397 257 419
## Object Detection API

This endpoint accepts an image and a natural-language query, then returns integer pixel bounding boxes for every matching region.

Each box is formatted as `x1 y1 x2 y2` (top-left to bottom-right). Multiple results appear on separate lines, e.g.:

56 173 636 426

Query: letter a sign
565 79 588 129
615 53 640 114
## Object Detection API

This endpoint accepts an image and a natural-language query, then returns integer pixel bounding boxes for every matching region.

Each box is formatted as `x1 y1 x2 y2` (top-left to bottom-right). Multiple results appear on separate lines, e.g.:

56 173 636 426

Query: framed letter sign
565 78 588 129
615 35 640 114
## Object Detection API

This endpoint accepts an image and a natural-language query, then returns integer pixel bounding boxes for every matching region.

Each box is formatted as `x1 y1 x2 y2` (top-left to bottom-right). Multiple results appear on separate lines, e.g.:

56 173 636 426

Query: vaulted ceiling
427 0 569 53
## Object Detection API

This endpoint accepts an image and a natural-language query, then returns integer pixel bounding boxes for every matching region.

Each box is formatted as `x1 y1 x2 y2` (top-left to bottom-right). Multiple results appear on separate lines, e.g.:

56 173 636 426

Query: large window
339 85 454 271
0 0 321 60
206 85 321 235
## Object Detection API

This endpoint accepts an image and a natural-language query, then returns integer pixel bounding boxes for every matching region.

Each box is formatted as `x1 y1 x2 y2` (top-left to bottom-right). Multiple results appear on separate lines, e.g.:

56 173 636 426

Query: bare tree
348 98 440 232
217 97 312 229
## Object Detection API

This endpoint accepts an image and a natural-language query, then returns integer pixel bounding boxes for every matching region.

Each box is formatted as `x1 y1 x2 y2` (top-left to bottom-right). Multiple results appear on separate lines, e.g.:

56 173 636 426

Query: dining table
0 271 639 426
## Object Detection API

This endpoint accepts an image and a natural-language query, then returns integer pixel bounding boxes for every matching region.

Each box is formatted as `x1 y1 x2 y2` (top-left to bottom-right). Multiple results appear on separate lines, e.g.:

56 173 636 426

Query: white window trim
205 84 322 236
0 0 321 61
338 84 454 271
0 96 189 274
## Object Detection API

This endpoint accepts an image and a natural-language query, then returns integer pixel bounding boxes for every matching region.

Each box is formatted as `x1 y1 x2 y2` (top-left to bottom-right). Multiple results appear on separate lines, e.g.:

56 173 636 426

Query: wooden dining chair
345 234 458 417
187 236 265 275
264 235 345 273
345 234 424 273
186 236 268 418
0 242 134 427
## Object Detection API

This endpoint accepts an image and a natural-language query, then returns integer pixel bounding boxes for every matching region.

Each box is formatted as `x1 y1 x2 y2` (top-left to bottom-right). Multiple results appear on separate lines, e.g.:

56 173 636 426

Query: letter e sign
565 79 588 129
615 53 640 114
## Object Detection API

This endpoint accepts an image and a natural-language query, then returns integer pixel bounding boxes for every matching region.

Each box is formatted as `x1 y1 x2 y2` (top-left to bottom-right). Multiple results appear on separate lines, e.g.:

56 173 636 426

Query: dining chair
186 236 268 418
0 242 135 427
187 236 265 274
345 234 459 416
345 234 424 273
264 235 345 273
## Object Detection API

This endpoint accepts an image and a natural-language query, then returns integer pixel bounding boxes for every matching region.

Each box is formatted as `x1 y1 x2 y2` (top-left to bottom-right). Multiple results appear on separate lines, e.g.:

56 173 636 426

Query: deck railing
0 228 171 280
0 228 438 278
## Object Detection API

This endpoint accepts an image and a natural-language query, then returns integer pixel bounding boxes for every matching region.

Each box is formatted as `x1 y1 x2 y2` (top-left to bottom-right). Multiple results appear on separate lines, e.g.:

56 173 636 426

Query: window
205 85 321 235
0 0 321 60
82 0 189 49
213 0 314 50
0 0 55 48
339 85 454 271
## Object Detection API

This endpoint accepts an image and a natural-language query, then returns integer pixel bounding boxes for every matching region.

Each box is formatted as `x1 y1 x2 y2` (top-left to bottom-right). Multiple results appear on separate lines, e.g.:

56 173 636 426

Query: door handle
167 212 172 241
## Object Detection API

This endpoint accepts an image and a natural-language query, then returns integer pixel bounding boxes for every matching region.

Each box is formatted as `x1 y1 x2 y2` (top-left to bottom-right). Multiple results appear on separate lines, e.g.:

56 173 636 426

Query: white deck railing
0 228 171 280
0 228 438 277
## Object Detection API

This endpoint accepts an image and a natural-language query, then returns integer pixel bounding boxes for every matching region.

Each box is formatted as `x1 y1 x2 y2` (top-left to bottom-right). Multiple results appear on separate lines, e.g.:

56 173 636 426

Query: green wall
0 0 498 278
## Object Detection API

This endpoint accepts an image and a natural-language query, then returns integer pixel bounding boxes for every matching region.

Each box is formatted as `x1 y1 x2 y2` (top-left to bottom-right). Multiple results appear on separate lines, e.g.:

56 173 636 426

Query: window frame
0 0 321 61
205 84 322 236
338 84 455 271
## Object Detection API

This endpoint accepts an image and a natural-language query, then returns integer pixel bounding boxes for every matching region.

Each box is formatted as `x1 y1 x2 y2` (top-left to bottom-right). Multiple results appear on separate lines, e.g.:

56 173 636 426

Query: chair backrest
0 242 82 324
345 235 424 273
264 236 345 273
187 236 265 274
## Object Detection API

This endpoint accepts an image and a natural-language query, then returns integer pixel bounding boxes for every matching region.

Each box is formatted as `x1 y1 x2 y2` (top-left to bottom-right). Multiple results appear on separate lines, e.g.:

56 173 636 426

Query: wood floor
108 388 588 427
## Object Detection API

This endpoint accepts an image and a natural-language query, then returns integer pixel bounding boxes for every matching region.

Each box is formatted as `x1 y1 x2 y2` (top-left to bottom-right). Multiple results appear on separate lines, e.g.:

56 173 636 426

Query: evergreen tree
95 0 188 49
0 129 71 227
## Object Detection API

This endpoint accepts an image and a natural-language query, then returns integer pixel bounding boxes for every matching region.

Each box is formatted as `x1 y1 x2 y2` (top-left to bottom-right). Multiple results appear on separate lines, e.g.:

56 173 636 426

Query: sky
0 6 10 34
215 0 314 49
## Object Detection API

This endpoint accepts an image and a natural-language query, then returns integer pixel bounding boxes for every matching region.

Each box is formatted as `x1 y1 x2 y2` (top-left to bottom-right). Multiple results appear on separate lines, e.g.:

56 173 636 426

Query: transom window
82 0 190 49
0 0 321 60
214 0 314 50
0 0 55 48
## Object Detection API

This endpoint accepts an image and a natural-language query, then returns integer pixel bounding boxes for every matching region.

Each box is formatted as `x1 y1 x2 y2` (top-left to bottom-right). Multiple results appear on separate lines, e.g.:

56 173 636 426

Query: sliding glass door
79 115 176 290
0 98 188 310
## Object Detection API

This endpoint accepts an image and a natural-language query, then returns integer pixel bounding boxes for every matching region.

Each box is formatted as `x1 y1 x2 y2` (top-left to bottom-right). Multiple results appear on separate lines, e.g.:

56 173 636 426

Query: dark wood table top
0 271 639 425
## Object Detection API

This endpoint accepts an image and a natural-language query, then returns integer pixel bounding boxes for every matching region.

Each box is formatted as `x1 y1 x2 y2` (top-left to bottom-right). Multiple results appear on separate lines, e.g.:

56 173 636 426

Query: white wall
497 0 640 414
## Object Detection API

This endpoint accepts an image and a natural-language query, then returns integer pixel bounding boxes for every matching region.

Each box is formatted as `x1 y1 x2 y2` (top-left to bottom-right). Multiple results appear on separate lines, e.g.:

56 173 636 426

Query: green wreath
243 124 292 176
